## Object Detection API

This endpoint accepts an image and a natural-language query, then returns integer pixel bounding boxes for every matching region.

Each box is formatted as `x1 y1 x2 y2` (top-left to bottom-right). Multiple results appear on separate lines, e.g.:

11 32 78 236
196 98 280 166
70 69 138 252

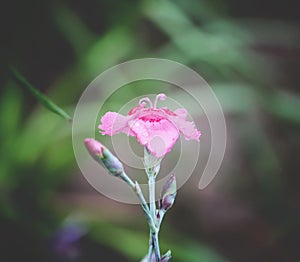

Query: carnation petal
169 115 201 141
174 108 188 119
129 119 179 158
99 112 130 135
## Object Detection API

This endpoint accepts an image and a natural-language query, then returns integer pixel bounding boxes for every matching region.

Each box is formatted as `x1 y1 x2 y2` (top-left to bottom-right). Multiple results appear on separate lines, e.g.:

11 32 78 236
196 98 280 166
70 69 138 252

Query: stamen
153 93 166 109
139 97 153 108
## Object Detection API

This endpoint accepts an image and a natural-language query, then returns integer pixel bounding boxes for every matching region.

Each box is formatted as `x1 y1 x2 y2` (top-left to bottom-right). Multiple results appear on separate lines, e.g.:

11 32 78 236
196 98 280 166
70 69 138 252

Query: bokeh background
1 0 300 261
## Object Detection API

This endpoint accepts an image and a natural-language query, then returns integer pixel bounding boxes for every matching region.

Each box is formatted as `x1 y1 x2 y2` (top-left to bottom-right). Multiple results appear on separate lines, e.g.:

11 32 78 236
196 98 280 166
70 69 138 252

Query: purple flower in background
52 221 86 260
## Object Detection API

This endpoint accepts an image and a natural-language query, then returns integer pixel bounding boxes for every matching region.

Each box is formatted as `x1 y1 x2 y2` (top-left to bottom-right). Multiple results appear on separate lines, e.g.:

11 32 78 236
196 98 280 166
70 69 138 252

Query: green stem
120 172 156 232
147 232 153 262
157 209 166 230
144 147 162 262
120 171 135 188
152 232 161 262
148 174 160 262
148 175 156 221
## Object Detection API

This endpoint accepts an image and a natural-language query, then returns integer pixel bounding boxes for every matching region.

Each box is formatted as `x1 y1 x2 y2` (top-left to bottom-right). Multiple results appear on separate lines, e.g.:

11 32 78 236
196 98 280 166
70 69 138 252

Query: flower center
140 113 163 122
139 97 153 108
153 94 166 109
139 93 167 109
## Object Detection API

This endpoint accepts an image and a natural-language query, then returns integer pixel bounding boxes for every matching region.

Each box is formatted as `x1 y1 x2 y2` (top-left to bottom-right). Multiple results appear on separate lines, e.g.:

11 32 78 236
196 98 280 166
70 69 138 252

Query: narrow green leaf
9 66 72 122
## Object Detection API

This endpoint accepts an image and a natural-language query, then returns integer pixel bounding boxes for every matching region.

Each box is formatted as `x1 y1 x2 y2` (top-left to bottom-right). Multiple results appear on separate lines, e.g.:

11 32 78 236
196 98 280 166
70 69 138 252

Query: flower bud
84 138 124 176
161 250 171 262
159 174 176 211
84 138 104 159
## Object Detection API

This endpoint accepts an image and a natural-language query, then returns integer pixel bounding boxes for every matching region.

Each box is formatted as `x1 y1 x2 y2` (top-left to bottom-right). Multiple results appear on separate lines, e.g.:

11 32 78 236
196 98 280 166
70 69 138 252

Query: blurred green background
1 0 300 261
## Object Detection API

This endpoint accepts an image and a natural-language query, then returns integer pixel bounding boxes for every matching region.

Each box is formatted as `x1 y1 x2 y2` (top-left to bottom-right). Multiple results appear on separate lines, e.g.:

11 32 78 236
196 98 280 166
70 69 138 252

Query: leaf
9 66 72 122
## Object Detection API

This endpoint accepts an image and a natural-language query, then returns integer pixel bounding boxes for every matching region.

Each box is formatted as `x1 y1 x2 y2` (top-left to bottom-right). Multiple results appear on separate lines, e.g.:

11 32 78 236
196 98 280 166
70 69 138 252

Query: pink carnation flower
99 94 201 158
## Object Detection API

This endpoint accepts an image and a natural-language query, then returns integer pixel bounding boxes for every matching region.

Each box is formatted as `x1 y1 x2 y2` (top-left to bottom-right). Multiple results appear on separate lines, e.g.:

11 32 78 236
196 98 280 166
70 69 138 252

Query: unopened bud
161 250 171 262
84 138 123 176
159 174 176 211
84 138 104 159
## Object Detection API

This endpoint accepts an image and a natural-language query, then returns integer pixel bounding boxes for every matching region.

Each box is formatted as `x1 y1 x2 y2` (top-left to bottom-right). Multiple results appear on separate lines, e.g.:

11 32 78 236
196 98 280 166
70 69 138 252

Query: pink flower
99 94 201 158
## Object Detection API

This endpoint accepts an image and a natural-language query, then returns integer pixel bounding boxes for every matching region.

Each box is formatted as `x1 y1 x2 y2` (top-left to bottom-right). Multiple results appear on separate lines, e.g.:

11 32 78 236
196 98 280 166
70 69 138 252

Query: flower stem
157 209 166 230
147 232 153 262
120 172 156 232
148 175 156 221
120 169 161 262
134 181 157 233
152 231 161 262
148 174 161 262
